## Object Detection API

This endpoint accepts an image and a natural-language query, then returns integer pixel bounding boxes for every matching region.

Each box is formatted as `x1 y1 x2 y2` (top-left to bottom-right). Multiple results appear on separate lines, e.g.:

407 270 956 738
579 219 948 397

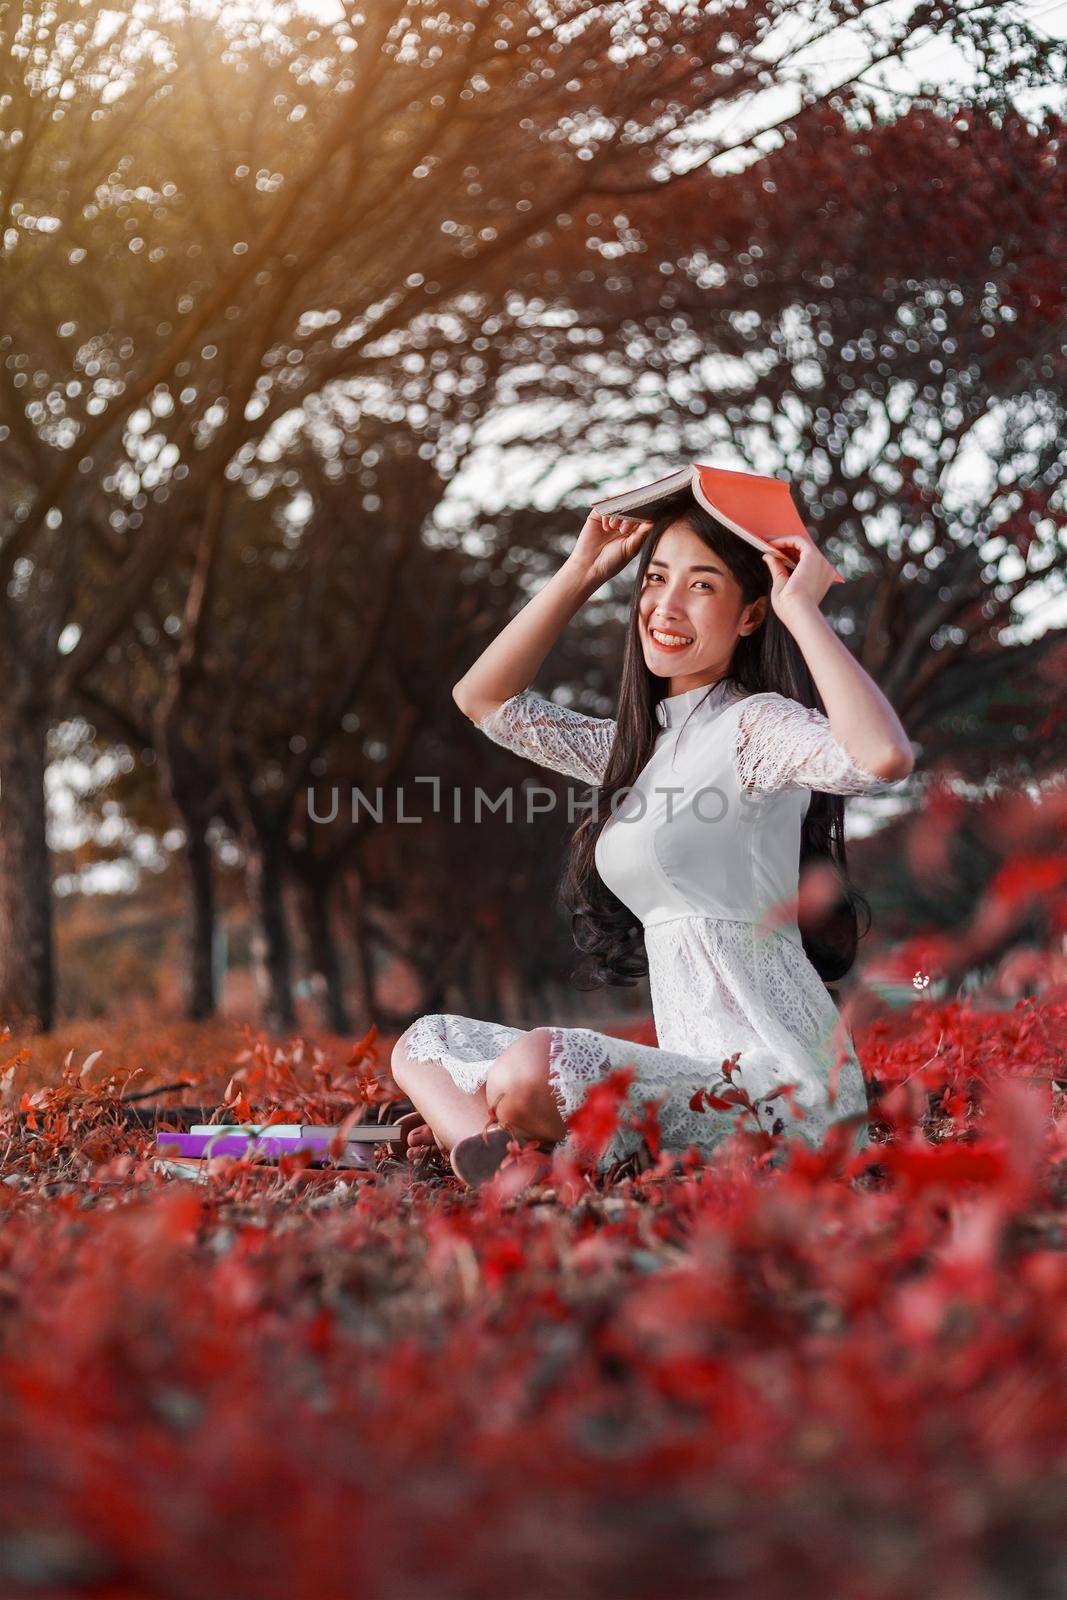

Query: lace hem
401 1013 526 1097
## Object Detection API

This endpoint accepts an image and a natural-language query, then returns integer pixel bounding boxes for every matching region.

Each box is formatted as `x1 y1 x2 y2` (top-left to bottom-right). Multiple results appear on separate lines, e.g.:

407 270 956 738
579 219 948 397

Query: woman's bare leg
391 1037 493 1155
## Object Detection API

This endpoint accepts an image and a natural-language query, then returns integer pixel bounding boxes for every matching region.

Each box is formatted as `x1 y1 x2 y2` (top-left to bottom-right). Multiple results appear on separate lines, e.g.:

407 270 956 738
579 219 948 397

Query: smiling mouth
649 627 694 650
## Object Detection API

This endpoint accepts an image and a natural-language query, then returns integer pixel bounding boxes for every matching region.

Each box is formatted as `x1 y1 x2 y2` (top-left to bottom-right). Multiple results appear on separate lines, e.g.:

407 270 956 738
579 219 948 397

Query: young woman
391 491 914 1188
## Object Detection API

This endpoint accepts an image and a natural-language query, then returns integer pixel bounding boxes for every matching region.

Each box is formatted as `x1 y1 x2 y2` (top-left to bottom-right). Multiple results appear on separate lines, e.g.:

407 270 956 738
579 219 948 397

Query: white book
154 1158 207 1180
189 1124 304 1137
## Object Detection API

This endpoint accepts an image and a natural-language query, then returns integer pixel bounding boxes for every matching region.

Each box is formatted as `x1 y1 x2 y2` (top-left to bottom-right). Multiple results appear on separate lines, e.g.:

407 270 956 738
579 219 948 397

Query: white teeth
651 628 693 646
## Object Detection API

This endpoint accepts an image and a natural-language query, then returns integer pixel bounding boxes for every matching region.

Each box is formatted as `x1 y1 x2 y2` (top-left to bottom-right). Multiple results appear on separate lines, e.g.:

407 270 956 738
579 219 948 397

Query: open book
591 462 844 583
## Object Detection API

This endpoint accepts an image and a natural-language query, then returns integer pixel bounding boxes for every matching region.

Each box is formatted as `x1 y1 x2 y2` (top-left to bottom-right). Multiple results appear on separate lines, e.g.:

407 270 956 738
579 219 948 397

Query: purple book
155 1131 377 1168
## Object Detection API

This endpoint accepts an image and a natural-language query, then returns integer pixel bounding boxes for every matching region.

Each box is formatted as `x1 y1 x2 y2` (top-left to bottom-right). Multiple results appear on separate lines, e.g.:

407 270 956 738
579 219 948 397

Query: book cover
591 462 844 583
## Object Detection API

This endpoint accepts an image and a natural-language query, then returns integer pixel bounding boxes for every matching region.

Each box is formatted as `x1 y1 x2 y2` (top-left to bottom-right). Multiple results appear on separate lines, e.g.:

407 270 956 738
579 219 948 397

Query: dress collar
654 678 740 730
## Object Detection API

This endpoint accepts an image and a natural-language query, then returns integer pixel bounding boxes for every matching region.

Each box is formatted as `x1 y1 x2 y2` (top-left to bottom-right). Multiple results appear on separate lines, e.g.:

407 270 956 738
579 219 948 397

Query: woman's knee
486 1029 561 1133
390 1019 425 1086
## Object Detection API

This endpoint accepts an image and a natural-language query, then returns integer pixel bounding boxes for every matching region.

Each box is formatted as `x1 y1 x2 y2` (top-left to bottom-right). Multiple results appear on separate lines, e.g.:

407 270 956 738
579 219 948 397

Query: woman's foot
393 1111 444 1163
407 1123 445 1164
449 1122 554 1190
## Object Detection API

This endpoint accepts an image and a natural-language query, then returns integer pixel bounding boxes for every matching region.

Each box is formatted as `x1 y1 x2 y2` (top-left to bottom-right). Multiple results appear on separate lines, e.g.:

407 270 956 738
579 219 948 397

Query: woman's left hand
761 534 842 619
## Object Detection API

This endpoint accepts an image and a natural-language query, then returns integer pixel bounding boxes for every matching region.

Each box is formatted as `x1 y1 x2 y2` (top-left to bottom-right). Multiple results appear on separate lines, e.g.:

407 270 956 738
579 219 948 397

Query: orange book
590 462 844 583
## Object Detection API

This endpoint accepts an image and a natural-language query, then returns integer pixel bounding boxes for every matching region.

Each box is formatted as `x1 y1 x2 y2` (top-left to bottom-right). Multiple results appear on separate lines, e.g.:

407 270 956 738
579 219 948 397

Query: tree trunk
247 834 296 1033
181 810 217 1021
297 867 350 1035
0 700 54 1031
341 868 376 1029
419 925 477 1015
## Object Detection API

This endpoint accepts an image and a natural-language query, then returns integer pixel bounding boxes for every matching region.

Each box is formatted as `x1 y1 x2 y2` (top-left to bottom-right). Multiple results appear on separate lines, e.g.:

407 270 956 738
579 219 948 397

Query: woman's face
637 519 767 694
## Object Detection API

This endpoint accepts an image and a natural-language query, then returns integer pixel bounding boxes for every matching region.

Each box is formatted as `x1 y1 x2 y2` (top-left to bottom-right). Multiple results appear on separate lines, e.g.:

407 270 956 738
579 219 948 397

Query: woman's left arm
762 535 915 781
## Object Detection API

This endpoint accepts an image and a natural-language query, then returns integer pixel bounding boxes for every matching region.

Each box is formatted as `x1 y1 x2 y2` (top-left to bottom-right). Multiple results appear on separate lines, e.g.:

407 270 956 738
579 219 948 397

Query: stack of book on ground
154 1122 402 1178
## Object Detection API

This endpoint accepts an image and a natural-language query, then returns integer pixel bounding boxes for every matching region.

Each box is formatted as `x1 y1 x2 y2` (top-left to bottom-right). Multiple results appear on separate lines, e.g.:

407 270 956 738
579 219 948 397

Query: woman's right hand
566 511 655 590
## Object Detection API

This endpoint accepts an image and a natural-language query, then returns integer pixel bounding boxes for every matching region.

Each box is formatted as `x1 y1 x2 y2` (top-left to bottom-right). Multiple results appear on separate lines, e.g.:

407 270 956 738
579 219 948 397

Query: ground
1 998 1067 1599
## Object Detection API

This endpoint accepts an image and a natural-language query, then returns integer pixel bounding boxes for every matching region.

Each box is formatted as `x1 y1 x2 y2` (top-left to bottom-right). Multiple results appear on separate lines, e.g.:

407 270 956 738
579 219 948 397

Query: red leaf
566 1066 636 1161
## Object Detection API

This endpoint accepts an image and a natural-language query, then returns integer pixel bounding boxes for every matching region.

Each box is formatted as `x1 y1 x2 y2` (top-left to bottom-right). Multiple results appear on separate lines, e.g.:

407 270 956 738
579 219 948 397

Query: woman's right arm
452 512 653 725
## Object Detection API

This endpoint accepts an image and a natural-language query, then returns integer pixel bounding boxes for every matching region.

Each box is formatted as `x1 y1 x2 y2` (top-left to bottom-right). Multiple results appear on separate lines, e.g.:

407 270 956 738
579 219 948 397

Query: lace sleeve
475 688 616 785
735 693 910 797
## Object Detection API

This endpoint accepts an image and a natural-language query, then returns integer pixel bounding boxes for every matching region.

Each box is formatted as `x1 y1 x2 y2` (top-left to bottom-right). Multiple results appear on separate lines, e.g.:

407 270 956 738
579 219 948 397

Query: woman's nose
653 586 687 616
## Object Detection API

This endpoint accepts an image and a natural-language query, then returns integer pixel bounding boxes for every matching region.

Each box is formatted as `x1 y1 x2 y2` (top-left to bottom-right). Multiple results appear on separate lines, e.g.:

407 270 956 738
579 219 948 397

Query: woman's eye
645 573 713 589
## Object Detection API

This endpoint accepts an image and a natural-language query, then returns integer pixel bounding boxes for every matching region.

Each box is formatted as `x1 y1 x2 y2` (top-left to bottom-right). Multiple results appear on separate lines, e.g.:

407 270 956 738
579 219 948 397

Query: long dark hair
559 490 872 991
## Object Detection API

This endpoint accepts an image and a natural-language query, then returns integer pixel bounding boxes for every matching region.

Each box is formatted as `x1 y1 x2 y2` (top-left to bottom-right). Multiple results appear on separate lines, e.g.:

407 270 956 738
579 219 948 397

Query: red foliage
1 1001 1067 1597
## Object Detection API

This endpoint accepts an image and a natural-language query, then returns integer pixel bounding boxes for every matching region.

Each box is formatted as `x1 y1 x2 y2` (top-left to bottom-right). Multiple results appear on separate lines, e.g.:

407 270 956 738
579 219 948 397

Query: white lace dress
401 678 908 1170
